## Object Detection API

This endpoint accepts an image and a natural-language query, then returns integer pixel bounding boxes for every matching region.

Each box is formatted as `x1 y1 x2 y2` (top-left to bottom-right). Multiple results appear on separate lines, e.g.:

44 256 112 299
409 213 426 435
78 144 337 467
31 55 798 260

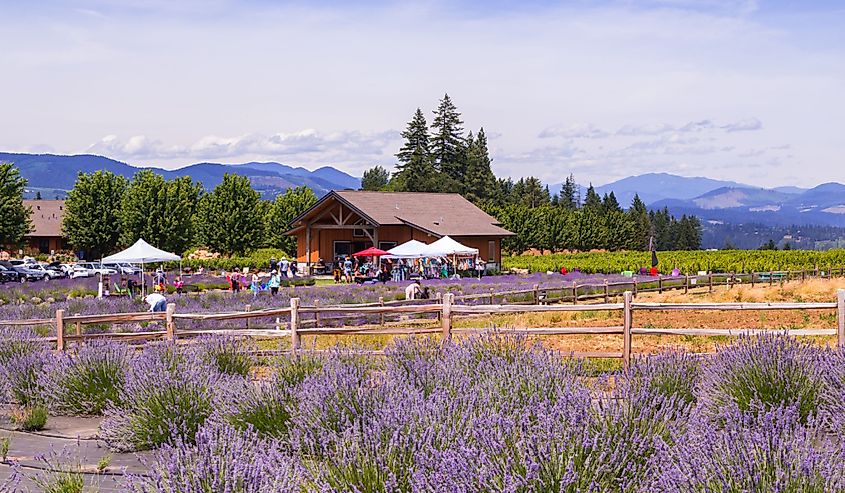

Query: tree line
60 170 317 258
361 94 702 254
0 162 317 259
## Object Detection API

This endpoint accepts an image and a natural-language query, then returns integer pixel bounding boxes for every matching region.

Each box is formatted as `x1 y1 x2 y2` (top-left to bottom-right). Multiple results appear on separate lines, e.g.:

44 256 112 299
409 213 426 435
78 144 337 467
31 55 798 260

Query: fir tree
0 162 32 248
627 194 651 250
463 128 496 203
430 93 465 182
583 185 602 212
391 109 439 192
559 174 578 210
602 192 622 214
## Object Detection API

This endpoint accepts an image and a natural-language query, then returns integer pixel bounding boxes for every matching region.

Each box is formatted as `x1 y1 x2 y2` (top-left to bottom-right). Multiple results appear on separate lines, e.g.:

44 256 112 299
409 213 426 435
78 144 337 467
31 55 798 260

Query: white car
103 262 142 275
28 264 63 280
71 262 117 278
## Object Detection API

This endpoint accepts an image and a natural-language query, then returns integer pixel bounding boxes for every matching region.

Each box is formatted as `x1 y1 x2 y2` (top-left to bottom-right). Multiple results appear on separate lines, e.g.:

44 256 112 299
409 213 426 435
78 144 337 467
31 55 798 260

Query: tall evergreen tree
195 174 263 256
0 162 31 248
120 170 201 254
583 185 602 212
391 109 440 192
62 171 127 258
360 166 390 191
463 128 497 203
559 174 578 210
512 177 550 208
430 93 465 182
627 194 651 251
602 192 622 214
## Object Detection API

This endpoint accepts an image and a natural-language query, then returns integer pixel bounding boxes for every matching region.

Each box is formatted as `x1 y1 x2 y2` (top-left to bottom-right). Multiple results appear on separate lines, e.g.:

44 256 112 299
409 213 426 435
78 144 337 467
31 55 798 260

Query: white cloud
85 129 402 171
538 123 609 139
721 117 763 132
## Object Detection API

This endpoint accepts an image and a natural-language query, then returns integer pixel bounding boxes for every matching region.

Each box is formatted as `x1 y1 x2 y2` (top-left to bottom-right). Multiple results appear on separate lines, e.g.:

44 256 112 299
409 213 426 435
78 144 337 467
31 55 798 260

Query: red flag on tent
352 247 388 257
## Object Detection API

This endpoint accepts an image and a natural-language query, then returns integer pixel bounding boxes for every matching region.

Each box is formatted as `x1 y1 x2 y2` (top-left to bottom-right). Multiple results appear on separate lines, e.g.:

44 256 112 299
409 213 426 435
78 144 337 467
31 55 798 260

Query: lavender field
1 331 845 491
0 273 616 333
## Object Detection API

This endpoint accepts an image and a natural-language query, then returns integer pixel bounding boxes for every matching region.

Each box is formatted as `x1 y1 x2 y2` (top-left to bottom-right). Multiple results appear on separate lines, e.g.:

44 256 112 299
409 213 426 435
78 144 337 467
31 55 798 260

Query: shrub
27 446 86 493
99 343 221 451
12 405 48 431
41 340 131 416
224 376 295 439
196 335 255 377
275 354 323 386
0 327 42 366
0 350 49 406
128 422 303 493
819 347 845 435
650 406 845 492
698 333 823 422
623 349 700 405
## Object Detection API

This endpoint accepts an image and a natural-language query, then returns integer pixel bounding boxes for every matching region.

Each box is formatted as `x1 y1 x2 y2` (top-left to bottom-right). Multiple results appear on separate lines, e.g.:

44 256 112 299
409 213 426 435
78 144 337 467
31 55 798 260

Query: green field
503 250 845 274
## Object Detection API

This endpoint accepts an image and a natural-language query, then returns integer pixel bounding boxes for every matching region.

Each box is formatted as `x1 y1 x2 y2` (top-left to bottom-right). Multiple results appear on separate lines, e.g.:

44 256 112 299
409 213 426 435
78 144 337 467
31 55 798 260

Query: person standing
269 256 278 273
279 257 290 279
343 256 353 283
290 259 298 277
268 270 280 295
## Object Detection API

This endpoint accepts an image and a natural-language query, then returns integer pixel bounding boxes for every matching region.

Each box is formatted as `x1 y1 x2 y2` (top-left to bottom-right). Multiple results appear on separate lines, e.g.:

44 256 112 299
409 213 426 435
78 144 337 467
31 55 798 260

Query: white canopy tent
383 240 430 259
425 236 479 256
101 239 181 296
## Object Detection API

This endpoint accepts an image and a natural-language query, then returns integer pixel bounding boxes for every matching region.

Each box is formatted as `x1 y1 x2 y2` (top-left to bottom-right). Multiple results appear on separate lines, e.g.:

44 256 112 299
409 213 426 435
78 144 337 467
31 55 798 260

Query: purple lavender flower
40 340 131 416
698 333 824 422
99 342 223 451
128 421 304 493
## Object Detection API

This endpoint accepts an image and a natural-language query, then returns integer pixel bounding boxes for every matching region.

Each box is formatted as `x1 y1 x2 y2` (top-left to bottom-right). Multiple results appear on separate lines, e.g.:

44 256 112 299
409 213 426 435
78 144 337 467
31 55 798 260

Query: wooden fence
3 287 843 367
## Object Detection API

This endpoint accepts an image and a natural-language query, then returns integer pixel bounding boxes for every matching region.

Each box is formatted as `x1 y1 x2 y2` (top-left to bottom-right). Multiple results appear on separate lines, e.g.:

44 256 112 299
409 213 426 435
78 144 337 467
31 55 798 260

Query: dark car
12 265 48 281
0 265 22 283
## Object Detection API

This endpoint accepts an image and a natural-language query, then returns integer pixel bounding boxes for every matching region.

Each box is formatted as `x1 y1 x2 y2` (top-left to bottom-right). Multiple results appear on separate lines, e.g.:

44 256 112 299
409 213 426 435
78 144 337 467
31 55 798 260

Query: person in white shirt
145 292 167 312
404 280 422 300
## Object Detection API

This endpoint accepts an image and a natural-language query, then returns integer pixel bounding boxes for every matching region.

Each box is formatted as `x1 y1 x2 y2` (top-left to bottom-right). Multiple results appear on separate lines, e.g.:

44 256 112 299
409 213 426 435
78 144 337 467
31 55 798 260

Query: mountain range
3 152 845 229
0 152 361 200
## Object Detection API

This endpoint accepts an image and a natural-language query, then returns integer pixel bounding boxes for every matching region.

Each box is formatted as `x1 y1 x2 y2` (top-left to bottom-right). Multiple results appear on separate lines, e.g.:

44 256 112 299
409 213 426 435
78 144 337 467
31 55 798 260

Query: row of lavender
0 273 602 333
2 329 845 491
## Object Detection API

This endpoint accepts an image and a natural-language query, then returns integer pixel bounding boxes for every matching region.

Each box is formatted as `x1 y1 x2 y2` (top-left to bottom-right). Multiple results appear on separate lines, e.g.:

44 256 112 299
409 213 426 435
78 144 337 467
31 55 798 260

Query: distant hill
0 152 361 199
554 172 754 207
650 183 845 227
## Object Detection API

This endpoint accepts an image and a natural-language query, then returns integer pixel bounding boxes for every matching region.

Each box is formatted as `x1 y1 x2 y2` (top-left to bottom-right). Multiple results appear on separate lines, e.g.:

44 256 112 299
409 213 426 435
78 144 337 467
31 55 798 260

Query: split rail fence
2 287 844 367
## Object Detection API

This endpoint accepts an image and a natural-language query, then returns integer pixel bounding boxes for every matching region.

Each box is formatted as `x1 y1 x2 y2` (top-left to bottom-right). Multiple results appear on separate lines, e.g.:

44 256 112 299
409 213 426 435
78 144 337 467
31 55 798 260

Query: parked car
45 262 68 279
13 265 49 281
27 264 63 280
9 258 38 267
103 262 142 275
0 265 22 283
71 262 118 278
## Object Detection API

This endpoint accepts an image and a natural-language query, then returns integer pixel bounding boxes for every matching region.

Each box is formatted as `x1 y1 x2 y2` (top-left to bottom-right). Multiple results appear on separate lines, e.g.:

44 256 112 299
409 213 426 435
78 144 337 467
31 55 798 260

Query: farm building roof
290 191 513 237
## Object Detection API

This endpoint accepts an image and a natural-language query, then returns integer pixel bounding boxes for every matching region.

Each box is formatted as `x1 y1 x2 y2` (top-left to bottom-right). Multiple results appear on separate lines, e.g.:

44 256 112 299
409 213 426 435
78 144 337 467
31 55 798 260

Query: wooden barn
286 191 513 272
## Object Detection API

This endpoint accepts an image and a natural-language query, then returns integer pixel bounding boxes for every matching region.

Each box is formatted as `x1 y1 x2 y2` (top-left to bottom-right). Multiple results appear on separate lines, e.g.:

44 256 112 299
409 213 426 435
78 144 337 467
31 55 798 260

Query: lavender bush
223 375 295 440
40 340 131 416
99 342 222 451
194 334 256 377
624 349 700 405
698 333 824 422
650 406 845 492
820 346 845 435
128 421 304 493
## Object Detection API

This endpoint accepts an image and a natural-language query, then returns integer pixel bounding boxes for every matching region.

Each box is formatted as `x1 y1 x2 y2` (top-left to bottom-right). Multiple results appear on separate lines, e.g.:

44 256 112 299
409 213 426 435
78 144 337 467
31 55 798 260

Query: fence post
55 309 65 351
314 299 321 327
708 273 713 293
751 272 755 288
435 292 442 322
603 280 609 303
379 297 385 326
632 276 638 298
684 275 689 294
165 303 176 341
489 287 495 305
838 289 845 348
533 284 540 305
441 292 453 342
658 277 663 294
245 304 251 330
770 271 775 286
290 297 301 351
572 282 578 304
623 291 632 368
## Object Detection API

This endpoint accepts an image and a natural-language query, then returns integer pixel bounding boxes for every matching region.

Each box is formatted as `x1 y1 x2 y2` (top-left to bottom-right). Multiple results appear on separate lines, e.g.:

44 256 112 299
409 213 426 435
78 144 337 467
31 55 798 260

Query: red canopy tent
352 247 389 257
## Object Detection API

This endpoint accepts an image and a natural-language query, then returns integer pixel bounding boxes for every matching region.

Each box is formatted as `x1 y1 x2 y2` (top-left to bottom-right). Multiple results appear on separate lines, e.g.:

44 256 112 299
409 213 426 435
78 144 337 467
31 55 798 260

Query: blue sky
1 0 842 188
